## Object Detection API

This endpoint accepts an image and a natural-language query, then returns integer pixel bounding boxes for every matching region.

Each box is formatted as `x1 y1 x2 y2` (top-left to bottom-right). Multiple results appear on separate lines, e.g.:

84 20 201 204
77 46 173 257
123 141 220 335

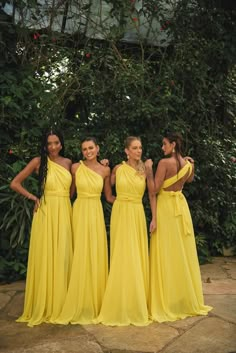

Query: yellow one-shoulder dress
17 158 73 327
149 162 212 322
55 161 108 324
97 162 150 326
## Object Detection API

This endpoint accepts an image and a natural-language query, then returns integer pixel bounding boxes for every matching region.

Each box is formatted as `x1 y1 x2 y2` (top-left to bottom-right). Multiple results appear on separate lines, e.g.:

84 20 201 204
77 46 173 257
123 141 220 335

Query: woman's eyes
48 142 59 146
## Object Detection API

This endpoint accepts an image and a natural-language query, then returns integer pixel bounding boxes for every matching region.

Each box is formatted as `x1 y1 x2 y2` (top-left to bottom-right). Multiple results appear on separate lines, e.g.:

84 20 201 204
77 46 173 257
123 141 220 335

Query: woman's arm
145 159 156 195
70 163 79 198
154 159 167 193
147 189 157 234
103 167 116 204
185 161 195 183
110 164 120 186
10 157 40 210
145 160 157 233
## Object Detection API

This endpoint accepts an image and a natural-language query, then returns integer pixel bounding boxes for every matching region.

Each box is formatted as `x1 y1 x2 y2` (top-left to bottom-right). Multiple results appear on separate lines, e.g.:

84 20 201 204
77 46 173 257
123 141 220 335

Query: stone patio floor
0 256 236 353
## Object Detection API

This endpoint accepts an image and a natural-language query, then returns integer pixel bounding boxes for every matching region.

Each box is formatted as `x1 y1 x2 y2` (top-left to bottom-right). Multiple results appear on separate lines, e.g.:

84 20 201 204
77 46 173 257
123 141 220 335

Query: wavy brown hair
163 131 183 172
124 136 145 175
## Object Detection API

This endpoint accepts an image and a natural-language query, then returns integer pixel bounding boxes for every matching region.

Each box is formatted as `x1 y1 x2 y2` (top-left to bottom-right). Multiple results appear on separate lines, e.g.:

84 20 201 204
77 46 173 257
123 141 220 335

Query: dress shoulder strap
162 162 192 189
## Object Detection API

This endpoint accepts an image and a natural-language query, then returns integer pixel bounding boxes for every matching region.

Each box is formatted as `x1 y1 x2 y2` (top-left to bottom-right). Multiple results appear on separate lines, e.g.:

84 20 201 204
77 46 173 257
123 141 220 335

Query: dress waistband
158 190 191 236
159 189 183 197
77 193 100 200
159 190 184 216
44 190 69 197
116 194 142 204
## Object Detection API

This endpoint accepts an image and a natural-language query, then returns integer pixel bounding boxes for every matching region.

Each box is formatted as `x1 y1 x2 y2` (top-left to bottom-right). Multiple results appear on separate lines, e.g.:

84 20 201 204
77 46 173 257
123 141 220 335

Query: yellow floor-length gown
97 162 150 326
55 161 108 324
17 158 73 327
149 161 212 322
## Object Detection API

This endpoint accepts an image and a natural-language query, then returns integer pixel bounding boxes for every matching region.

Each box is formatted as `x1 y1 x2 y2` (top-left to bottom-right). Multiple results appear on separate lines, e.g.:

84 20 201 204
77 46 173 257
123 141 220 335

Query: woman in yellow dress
10 129 73 327
55 137 115 325
147 131 212 322
97 136 156 326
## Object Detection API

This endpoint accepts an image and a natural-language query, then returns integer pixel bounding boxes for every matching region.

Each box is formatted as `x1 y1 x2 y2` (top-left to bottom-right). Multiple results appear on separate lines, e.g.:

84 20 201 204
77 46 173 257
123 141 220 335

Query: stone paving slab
0 319 102 353
84 323 179 352
1 339 103 353
0 293 12 310
222 264 236 280
200 259 231 281
3 341 103 353
203 279 236 294
3 292 25 318
0 257 235 353
162 317 236 353
163 315 205 331
205 294 236 324
0 281 25 292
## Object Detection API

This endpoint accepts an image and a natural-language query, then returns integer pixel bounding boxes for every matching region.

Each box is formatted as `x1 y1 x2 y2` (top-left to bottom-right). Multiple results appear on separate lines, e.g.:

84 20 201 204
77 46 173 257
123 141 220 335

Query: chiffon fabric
55 160 108 324
16 158 73 327
97 162 150 326
149 161 212 322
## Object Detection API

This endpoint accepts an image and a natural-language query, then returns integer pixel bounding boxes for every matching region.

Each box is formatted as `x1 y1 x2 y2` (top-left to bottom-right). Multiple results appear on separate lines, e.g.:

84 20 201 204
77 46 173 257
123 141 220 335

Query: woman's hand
149 219 156 234
29 195 40 213
184 156 194 164
144 159 153 169
33 198 40 213
100 159 109 167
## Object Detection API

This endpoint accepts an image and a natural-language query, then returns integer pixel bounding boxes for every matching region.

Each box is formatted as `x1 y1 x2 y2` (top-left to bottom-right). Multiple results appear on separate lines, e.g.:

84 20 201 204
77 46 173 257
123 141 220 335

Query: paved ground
0 256 235 353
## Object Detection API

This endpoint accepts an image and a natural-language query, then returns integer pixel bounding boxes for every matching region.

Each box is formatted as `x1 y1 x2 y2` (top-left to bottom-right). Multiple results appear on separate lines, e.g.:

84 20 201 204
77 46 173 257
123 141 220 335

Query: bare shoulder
158 158 168 167
63 157 72 163
12 156 41 179
62 157 72 167
101 165 111 177
71 162 80 174
28 156 41 169
112 164 122 173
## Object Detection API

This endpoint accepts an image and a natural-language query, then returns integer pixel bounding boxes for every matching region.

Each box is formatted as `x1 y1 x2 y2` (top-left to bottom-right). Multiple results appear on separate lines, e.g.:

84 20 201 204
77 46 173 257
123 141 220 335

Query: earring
172 148 175 153
127 155 129 160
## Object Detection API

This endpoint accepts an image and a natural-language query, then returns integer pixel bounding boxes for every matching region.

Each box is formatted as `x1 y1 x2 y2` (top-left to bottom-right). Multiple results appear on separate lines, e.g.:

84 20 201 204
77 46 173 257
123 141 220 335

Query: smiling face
46 134 62 157
162 137 176 156
125 139 142 161
81 140 99 161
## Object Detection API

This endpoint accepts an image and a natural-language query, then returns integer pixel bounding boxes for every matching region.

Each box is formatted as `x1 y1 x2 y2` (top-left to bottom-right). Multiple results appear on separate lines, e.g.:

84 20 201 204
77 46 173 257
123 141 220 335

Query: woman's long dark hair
38 129 65 198
163 131 183 173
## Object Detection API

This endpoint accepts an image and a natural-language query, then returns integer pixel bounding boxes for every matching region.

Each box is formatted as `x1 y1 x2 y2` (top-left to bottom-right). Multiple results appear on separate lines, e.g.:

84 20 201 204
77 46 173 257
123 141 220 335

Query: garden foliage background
0 0 236 281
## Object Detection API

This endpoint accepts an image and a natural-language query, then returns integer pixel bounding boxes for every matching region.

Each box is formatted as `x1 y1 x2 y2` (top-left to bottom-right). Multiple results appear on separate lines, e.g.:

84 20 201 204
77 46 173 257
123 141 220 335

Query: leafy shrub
0 1 235 280
0 161 37 281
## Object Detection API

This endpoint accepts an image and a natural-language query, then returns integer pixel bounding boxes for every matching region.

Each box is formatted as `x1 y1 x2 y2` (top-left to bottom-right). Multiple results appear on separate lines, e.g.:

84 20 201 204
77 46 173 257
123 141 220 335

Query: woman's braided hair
38 128 65 198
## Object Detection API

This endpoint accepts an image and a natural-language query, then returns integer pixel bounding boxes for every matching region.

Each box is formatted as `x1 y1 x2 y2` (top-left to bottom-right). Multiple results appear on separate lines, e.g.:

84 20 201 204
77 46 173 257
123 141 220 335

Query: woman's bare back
163 157 191 191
